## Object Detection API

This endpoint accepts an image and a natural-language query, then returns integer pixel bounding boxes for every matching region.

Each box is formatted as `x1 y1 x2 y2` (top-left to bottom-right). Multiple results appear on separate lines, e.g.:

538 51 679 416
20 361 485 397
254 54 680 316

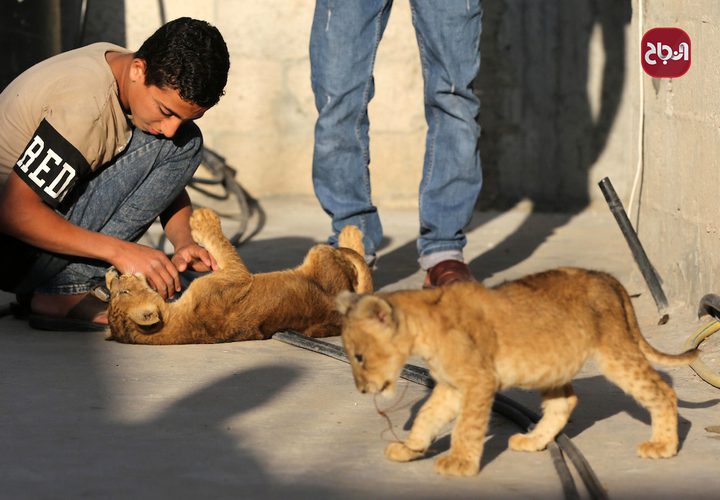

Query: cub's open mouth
137 321 163 334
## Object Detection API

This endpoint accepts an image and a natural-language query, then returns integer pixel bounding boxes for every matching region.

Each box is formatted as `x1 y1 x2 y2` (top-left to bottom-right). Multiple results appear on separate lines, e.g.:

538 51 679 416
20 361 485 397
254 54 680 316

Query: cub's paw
338 224 363 247
509 433 548 452
385 442 424 462
434 454 479 477
190 208 221 239
637 440 678 459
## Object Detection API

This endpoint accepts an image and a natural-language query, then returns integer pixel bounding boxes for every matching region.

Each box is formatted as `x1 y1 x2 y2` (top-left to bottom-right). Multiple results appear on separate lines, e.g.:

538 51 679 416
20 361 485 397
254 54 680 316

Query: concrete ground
2 197 720 499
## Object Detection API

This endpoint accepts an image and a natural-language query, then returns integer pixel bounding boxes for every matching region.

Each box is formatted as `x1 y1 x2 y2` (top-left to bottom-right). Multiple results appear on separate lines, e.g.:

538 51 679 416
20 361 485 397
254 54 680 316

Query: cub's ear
359 295 396 327
105 267 120 290
336 291 362 315
128 304 162 329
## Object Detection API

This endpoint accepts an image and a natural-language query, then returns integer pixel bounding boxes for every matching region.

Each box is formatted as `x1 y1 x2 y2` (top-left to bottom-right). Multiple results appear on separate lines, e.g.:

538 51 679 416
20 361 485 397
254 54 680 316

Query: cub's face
337 292 407 397
105 269 165 338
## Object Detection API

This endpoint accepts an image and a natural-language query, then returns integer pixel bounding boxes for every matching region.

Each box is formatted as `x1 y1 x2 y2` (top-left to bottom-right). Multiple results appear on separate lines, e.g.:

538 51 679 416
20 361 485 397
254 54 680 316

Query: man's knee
173 121 203 152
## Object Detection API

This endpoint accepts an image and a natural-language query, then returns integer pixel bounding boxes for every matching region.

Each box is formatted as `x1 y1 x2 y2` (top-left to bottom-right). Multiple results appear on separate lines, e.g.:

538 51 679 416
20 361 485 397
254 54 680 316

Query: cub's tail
639 336 699 366
618 282 700 366
338 225 374 294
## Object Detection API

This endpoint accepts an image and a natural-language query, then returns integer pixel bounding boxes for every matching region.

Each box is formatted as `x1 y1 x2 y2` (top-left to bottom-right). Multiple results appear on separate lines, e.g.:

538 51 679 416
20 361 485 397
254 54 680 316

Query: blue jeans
310 0 483 269
3 124 203 295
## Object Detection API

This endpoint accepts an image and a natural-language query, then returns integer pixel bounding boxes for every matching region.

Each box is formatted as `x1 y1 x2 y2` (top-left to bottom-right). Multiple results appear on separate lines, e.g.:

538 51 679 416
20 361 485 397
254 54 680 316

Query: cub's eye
354 353 364 363
119 289 131 295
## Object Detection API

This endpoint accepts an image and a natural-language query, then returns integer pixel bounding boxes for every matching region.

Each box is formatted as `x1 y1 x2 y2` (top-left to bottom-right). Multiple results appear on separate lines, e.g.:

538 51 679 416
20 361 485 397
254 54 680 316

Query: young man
0 17 230 330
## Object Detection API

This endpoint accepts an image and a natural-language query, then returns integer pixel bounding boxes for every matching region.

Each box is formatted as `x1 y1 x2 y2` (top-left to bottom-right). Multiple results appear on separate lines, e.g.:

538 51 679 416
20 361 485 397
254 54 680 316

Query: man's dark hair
135 17 230 108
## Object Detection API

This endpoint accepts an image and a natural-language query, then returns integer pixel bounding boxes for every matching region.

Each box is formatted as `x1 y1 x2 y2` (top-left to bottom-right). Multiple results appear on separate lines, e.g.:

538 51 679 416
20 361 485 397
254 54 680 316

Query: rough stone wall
114 0 637 210
477 0 635 211
636 1 720 307
0 0 62 90
121 0 425 207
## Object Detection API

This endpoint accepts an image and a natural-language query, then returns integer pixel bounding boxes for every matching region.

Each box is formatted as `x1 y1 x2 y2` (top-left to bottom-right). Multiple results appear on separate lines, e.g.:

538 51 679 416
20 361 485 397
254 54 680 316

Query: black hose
698 293 720 320
598 177 668 317
548 443 580 500
556 434 608 500
272 330 606 499
495 394 607 499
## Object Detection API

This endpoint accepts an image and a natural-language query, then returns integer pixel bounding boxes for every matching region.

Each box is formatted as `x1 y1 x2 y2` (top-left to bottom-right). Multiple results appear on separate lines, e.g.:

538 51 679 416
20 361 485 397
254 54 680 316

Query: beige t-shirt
0 42 133 207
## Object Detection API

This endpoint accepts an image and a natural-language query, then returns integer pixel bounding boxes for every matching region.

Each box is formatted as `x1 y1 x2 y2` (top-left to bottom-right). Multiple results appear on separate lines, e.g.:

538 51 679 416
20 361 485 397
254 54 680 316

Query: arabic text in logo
641 27 691 78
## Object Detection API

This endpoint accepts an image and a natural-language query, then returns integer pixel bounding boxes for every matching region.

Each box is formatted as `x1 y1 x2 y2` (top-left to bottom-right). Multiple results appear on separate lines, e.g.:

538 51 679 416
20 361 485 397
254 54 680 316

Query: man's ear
336 291 361 315
129 57 147 84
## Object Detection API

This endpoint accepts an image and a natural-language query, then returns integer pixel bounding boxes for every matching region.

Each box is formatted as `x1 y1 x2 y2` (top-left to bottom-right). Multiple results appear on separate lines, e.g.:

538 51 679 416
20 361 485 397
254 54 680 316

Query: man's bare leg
31 293 108 324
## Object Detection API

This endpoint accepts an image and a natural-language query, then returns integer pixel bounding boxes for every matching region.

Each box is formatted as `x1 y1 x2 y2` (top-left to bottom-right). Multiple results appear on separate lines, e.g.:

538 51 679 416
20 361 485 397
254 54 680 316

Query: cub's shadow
554 375 719 443
399 373 720 470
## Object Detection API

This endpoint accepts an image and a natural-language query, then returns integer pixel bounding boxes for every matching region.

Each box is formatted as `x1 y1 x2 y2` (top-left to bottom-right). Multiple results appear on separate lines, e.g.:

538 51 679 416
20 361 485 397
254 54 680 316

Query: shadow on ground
236 236 320 273
372 209 580 289
384 371 720 476
0 329 350 497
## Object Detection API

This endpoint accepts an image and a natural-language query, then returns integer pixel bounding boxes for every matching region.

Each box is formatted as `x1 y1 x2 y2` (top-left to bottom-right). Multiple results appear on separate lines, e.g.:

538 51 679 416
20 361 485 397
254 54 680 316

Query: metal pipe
598 177 668 315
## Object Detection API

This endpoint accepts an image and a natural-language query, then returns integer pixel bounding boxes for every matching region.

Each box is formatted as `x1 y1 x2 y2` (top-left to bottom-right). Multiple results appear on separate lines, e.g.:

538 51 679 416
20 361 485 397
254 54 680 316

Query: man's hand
0 175 181 300
110 241 183 299
162 192 218 275
171 242 218 273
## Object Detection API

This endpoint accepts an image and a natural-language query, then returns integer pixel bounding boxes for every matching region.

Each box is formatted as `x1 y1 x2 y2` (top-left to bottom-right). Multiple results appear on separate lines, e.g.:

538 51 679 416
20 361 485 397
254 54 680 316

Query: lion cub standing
106 208 372 344
337 268 698 476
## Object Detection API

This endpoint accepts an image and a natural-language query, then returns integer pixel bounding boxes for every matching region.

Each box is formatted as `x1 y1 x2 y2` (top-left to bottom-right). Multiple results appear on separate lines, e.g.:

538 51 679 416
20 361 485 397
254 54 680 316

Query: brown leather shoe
423 260 475 289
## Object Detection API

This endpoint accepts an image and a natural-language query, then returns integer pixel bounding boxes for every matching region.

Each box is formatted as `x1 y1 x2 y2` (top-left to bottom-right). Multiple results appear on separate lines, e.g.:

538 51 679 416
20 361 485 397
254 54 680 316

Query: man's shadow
1 330 349 497
374 0 632 288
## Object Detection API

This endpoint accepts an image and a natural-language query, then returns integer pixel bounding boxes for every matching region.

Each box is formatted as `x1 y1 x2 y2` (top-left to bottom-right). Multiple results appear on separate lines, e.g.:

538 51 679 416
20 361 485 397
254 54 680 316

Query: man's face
127 59 207 138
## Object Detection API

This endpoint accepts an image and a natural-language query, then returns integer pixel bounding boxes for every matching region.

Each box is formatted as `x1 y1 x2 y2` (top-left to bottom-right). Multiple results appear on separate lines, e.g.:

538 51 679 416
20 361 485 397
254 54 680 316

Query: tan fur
106 208 373 344
337 267 698 477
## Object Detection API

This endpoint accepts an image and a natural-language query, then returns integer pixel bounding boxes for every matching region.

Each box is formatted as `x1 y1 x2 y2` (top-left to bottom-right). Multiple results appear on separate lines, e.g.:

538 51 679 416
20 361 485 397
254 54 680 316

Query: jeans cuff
418 250 464 271
34 283 94 295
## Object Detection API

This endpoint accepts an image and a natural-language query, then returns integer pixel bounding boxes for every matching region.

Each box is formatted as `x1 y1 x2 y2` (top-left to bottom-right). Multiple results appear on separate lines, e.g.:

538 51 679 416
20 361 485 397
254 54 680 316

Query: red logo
641 28 691 78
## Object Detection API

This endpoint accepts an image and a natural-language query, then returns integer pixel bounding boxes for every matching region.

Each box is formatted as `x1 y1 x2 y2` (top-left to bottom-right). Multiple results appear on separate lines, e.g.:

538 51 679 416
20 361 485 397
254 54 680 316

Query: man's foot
30 292 108 329
423 260 475 289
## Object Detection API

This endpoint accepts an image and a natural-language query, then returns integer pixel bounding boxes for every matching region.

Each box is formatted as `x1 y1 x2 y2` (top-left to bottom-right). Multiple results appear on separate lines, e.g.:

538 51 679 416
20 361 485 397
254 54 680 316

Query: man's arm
0 172 183 298
161 189 217 273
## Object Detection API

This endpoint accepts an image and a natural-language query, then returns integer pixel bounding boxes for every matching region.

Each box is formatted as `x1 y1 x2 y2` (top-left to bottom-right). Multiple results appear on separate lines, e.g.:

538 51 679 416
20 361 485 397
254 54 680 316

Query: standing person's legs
12 124 202 322
310 0 394 260
410 0 483 276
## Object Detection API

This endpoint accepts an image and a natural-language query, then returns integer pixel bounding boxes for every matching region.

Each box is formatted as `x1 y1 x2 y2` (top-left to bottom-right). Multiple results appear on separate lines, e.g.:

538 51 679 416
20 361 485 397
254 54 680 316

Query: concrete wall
635 1 720 307
1 0 638 209
111 0 639 210
477 0 635 211
0 0 61 90
118 0 427 208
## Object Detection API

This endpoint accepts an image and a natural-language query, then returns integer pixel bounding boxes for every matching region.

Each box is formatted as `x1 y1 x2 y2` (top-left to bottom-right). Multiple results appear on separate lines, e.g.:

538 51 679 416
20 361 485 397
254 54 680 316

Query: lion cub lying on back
106 208 372 344
337 268 698 477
